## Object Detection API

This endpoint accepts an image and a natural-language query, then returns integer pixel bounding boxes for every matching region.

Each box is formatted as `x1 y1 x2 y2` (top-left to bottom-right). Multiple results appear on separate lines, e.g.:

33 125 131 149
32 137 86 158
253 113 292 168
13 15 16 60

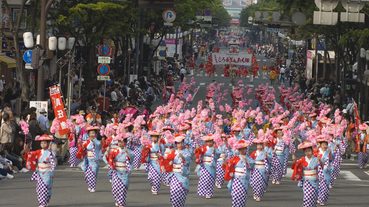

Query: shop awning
0 55 16 69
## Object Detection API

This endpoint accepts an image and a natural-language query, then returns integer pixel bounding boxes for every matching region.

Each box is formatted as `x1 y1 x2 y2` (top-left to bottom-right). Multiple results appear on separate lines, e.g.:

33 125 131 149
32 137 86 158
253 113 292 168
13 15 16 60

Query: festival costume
316 147 332 205
68 125 82 167
356 127 369 168
292 155 320 207
271 137 286 184
161 136 192 207
107 141 134 207
76 126 102 192
195 136 220 199
26 135 56 207
215 143 227 188
141 138 164 194
250 149 269 201
224 140 254 207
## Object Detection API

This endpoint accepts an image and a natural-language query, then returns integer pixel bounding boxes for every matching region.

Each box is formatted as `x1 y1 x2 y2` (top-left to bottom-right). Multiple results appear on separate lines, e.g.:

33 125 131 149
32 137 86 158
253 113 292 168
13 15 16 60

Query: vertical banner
49 85 69 135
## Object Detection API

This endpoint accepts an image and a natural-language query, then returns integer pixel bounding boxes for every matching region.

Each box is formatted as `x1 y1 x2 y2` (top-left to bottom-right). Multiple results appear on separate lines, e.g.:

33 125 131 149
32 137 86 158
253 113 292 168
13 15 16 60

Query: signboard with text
211 52 252 66
49 85 69 136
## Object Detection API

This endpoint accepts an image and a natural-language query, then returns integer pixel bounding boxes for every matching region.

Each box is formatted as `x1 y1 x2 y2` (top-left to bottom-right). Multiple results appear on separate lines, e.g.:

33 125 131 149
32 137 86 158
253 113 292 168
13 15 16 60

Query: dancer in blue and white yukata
250 133 269 202
224 139 254 207
271 127 286 185
215 133 228 189
68 114 84 167
292 141 320 207
142 130 164 195
77 125 102 193
195 134 220 199
164 134 192 207
26 134 56 207
316 135 333 206
107 133 134 207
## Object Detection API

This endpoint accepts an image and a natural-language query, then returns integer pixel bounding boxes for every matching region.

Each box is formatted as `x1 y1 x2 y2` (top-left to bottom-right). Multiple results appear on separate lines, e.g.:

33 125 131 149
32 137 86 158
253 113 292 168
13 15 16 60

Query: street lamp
49 36 76 117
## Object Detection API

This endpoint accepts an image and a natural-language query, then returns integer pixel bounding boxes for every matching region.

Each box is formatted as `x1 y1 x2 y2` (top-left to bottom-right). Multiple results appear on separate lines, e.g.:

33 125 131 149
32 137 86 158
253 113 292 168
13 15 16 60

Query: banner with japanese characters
211 52 253 66
49 85 69 136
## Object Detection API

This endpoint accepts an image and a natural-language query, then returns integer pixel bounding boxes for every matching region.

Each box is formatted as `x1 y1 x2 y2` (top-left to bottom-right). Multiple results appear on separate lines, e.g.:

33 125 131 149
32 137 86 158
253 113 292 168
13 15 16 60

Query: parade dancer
161 126 178 186
250 133 269 202
271 127 286 185
77 125 101 193
162 134 192 207
132 121 147 170
215 133 228 189
68 115 84 167
195 134 220 199
107 133 134 207
26 134 56 207
224 139 254 207
316 135 332 206
356 123 368 169
141 130 164 195
292 141 319 207
329 135 342 188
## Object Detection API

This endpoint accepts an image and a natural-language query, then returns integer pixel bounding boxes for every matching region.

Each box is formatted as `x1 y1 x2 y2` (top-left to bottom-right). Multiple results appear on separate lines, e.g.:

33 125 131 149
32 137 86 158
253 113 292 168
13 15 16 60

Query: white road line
192 86 201 100
341 163 359 166
199 83 206 86
340 171 361 181
364 171 369 176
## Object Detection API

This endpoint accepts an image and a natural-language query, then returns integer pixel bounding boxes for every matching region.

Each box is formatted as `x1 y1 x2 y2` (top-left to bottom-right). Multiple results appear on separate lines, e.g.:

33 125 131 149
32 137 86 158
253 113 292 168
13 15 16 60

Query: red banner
49 85 69 136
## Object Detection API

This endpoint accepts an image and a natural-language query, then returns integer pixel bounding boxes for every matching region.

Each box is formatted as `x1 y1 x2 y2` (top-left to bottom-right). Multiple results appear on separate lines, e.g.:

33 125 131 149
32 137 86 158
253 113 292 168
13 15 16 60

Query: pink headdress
19 120 29 135
225 104 232 113
50 119 60 134
255 112 264 125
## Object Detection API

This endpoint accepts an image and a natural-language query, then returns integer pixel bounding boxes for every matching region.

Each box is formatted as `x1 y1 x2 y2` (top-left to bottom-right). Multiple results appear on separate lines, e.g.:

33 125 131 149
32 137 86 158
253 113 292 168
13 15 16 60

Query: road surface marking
340 170 361 181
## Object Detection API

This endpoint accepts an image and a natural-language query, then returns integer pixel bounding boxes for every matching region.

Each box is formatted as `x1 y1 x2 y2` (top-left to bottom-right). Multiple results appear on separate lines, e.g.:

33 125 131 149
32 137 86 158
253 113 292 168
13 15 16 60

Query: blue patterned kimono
110 147 134 206
196 146 220 198
250 150 268 199
170 149 192 207
271 138 285 183
298 156 319 207
215 144 228 188
145 142 164 194
82 138 101 191
227 155 255 207
30 149 56 207
317 148 332 205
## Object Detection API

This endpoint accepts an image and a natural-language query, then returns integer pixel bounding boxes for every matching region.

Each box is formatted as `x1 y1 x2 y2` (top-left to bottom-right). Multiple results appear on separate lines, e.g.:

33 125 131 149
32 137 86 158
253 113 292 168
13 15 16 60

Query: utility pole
37 0 54 101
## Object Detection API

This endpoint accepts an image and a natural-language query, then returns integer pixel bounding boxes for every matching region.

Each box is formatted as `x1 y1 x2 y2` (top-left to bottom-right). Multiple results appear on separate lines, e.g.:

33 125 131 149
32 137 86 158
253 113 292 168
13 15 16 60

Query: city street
0 161 368 206
1 54 369 207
